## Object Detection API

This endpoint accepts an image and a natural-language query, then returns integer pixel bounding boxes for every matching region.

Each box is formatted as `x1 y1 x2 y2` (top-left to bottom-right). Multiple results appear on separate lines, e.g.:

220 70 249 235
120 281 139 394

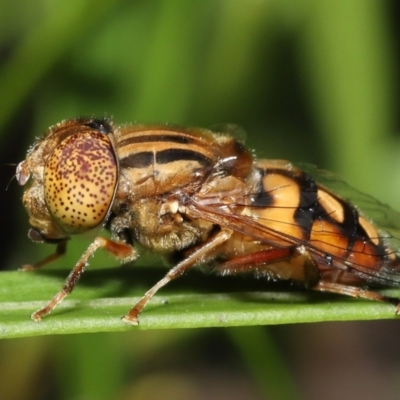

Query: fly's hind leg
214 245 320 287
219 245 400 311
313 281 400 311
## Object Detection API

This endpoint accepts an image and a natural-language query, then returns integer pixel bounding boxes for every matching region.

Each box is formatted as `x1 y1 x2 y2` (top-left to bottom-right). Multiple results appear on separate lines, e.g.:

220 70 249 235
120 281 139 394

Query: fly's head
17 118 119 243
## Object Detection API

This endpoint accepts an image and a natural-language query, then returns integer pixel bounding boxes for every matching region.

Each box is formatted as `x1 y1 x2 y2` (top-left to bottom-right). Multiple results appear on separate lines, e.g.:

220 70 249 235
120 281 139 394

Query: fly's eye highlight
44 131 118 234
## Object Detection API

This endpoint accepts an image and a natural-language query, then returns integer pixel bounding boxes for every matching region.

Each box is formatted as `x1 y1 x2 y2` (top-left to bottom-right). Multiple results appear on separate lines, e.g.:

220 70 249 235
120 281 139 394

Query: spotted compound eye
44 131 118 234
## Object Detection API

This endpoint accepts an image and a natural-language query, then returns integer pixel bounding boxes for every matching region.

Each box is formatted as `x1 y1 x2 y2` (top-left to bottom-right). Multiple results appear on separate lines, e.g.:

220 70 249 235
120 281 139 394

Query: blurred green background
1 0 400 399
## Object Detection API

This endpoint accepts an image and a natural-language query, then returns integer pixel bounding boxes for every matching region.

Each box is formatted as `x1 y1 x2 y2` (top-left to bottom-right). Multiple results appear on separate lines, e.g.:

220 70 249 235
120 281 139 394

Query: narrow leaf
0 266 398 339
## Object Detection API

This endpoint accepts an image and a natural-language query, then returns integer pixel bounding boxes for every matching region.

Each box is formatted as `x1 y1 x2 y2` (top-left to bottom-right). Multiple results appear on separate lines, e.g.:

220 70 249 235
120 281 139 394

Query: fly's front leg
31 237 137 322
122 228 232 325
22 241 68 271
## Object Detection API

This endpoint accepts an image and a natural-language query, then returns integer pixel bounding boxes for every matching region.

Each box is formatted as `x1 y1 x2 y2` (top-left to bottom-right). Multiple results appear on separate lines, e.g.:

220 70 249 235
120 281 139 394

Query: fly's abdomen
246 160 400 285
244 160 318 245
310 186 400 285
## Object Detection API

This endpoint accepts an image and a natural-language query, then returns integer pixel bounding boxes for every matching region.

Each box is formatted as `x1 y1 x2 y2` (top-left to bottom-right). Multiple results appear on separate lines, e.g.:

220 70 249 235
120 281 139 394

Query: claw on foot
121 314 139 326
20 264 35 271
31 312 42 322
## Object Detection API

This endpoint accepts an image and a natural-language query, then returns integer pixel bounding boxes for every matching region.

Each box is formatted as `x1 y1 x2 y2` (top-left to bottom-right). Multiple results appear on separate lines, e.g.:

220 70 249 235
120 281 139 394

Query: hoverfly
16 117 400 324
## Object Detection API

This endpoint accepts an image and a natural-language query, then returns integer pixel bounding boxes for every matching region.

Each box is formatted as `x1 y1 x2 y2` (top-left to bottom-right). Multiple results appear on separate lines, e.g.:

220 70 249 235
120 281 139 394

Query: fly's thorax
109 125 253 252
113 125 253 201
17 118 118 240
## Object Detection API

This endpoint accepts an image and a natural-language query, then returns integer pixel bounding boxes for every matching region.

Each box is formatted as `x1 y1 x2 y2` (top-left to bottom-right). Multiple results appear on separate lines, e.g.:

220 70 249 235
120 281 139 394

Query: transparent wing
188 163 400 286
298 163 400 235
